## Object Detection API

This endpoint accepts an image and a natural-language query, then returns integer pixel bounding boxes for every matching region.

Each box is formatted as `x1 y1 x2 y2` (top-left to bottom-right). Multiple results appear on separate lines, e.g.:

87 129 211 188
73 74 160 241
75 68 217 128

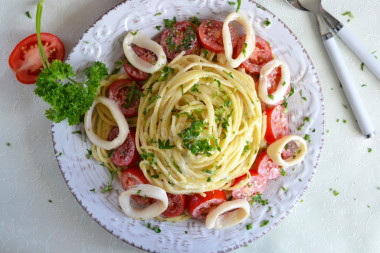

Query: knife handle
335 25 380 81
323 36 375 138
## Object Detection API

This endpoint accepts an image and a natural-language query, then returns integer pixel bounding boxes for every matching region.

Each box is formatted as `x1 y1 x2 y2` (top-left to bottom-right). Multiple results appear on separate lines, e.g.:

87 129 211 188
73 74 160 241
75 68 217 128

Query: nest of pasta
136 53 263 194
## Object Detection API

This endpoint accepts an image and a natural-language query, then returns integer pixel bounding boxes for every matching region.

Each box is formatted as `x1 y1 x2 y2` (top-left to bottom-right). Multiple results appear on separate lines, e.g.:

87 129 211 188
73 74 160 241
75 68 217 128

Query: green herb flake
264 18 271 27
206 20 213 26
136 190 142 196
361 62 365 71
58 152 62 156
164 17 177 29
304 134 310 141
228 1 235 5
190 83 200 93
185 230 189 234
246 223 252 230
260 220 269 227
158 139 175 149
153 227 161 233
203 49 209 58
141 152 157 165
368 148 372 153
242 141 250 155
146 222 151 229
268 94 274 100
72 130 82 135
155 25 162 30
6 142 11 147
148 95 162 105
108 149 114 158
342 11 354 19
242 43 248 57
207 177 212 182
101 169 116 193
250 193 268 206
158 65 174 81
89 188 95 192
25 11 32 19
190 16 200 26
298 178 302 182
86 149 92 159
111 59 124 75
282 186 287 192
154 12 162 16
236 0 242 12
48 199 52 203
281 168 286 176
202 169 215 175
130 30 138 36
227 72 234 79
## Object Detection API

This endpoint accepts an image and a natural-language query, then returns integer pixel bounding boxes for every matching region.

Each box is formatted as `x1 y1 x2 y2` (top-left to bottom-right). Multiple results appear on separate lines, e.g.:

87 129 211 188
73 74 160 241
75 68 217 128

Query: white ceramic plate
52 0 325 252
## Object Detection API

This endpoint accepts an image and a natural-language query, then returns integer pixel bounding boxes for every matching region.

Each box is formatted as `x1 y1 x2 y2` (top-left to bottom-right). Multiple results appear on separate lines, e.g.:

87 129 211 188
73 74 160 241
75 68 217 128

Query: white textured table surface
1 0 380 252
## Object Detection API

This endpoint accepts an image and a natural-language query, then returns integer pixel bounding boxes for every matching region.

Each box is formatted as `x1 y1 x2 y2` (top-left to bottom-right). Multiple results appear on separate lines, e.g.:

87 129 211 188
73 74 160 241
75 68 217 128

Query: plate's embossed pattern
52 0 325 252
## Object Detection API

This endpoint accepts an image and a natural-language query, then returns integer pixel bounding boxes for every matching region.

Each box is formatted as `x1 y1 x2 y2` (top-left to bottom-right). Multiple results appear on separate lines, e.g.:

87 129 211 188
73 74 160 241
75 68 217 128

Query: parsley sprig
34 0 108 126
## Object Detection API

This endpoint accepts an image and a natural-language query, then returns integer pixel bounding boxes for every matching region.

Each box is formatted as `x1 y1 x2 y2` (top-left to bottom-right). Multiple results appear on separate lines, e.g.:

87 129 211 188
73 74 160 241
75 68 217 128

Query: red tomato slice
198 20 238 53
255 150 282 180
161 193 186 218
265 104 289 144
160 21 199 60
120 165 153 205
123 45 157 81
106 79 141 117
107 127 139 167
187 190 226 220
234 35 272 74
232 170 267 200
9 33 65 84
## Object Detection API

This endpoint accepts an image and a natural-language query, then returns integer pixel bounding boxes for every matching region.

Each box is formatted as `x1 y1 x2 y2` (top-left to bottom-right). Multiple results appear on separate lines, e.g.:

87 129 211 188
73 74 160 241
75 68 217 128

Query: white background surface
0 0 379 252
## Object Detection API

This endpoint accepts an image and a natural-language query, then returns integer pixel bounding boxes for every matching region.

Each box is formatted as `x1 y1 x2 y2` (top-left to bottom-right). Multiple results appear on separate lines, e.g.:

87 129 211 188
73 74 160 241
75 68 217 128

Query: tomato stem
36 0 50 68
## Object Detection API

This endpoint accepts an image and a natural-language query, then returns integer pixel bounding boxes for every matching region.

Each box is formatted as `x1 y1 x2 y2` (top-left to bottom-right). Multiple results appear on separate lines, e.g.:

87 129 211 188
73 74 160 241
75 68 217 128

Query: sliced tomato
120 165 153 205
161 193 186 218
198 20 238 53
234 35 272 74
106 79 141 117
265 104 289 144
9 33 65 84
187 190 226 220
107 127 139 167
255 150 282 180
232 170 267 200
160 21 199 60
123 45 157 81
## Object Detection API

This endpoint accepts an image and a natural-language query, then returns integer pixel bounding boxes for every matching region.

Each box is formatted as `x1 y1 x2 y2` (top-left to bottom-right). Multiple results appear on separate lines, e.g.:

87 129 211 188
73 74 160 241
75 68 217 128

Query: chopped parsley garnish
190 16 200 26
203 49 209 58
164 17 177 29
148 95 162 105
130 30 138 35
227 72 234 79
260 220 269 227
368 148 372 153
141 152 157 165
304 134 310 141
124 82 144 108
268 94 274 100
361 62 365 71
282 186 287 192
72 130 81 135
329 188 339 196
250 193 268 206
207 177 212 182
242 141 250 154
48 199 52 203
86 149 92 159
236 0 242 12
288 83 295 97
206 20 213 26
264 18 271 27
58 152 62 156
222 109 233 131
25 11 32 19
110 59 123 75
101 168 116 193
178 120 216 157
158 139 175 149
153 226 161 233
361 84 367 87
281 168 286 176
242 43 247 57
151 174 160 179
154 12 162 16
228 1 235 5
89 188 95 192
108 149 114 158
342 11 354 19
158 65 174 81
6 142 11 147
136 190 142 196
246 223 252 230
146 222 151 229
190 83 200 93
155 25 162 30
202 169 215 174
178 112 195 120
185 230 188 234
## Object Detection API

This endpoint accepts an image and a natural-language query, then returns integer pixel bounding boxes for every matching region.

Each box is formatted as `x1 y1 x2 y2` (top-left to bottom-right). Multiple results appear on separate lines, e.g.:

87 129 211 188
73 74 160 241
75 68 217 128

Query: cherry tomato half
265 104 289 144
162 193 186 218
198 20 238 53
9 33 65 84
254 150 282 180
187 190 226 220
120 165 153 206
107 127 139 167
106 79 142 118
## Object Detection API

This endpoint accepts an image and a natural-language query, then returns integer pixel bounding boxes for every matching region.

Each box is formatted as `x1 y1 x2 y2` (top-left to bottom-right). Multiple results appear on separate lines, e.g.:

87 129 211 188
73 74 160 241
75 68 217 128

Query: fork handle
323 36 375 138
336 25 380 80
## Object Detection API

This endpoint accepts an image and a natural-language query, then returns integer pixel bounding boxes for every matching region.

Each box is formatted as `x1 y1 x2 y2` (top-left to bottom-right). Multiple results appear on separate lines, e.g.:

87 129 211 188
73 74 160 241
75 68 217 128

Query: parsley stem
36 0 49 68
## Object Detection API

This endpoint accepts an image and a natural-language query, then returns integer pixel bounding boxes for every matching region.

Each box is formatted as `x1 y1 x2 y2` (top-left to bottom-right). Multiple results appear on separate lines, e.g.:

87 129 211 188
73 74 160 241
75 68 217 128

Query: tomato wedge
107 127 139 167
123 45 157 81
162 193 186 218
254 150 282 180
234 35 272 75
187 190 226 220
265 104 289 144
232 170 267 200
160 21 199 60
120 165 153 205
106 79 142 118
198 20 238 53
9 33 65 84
